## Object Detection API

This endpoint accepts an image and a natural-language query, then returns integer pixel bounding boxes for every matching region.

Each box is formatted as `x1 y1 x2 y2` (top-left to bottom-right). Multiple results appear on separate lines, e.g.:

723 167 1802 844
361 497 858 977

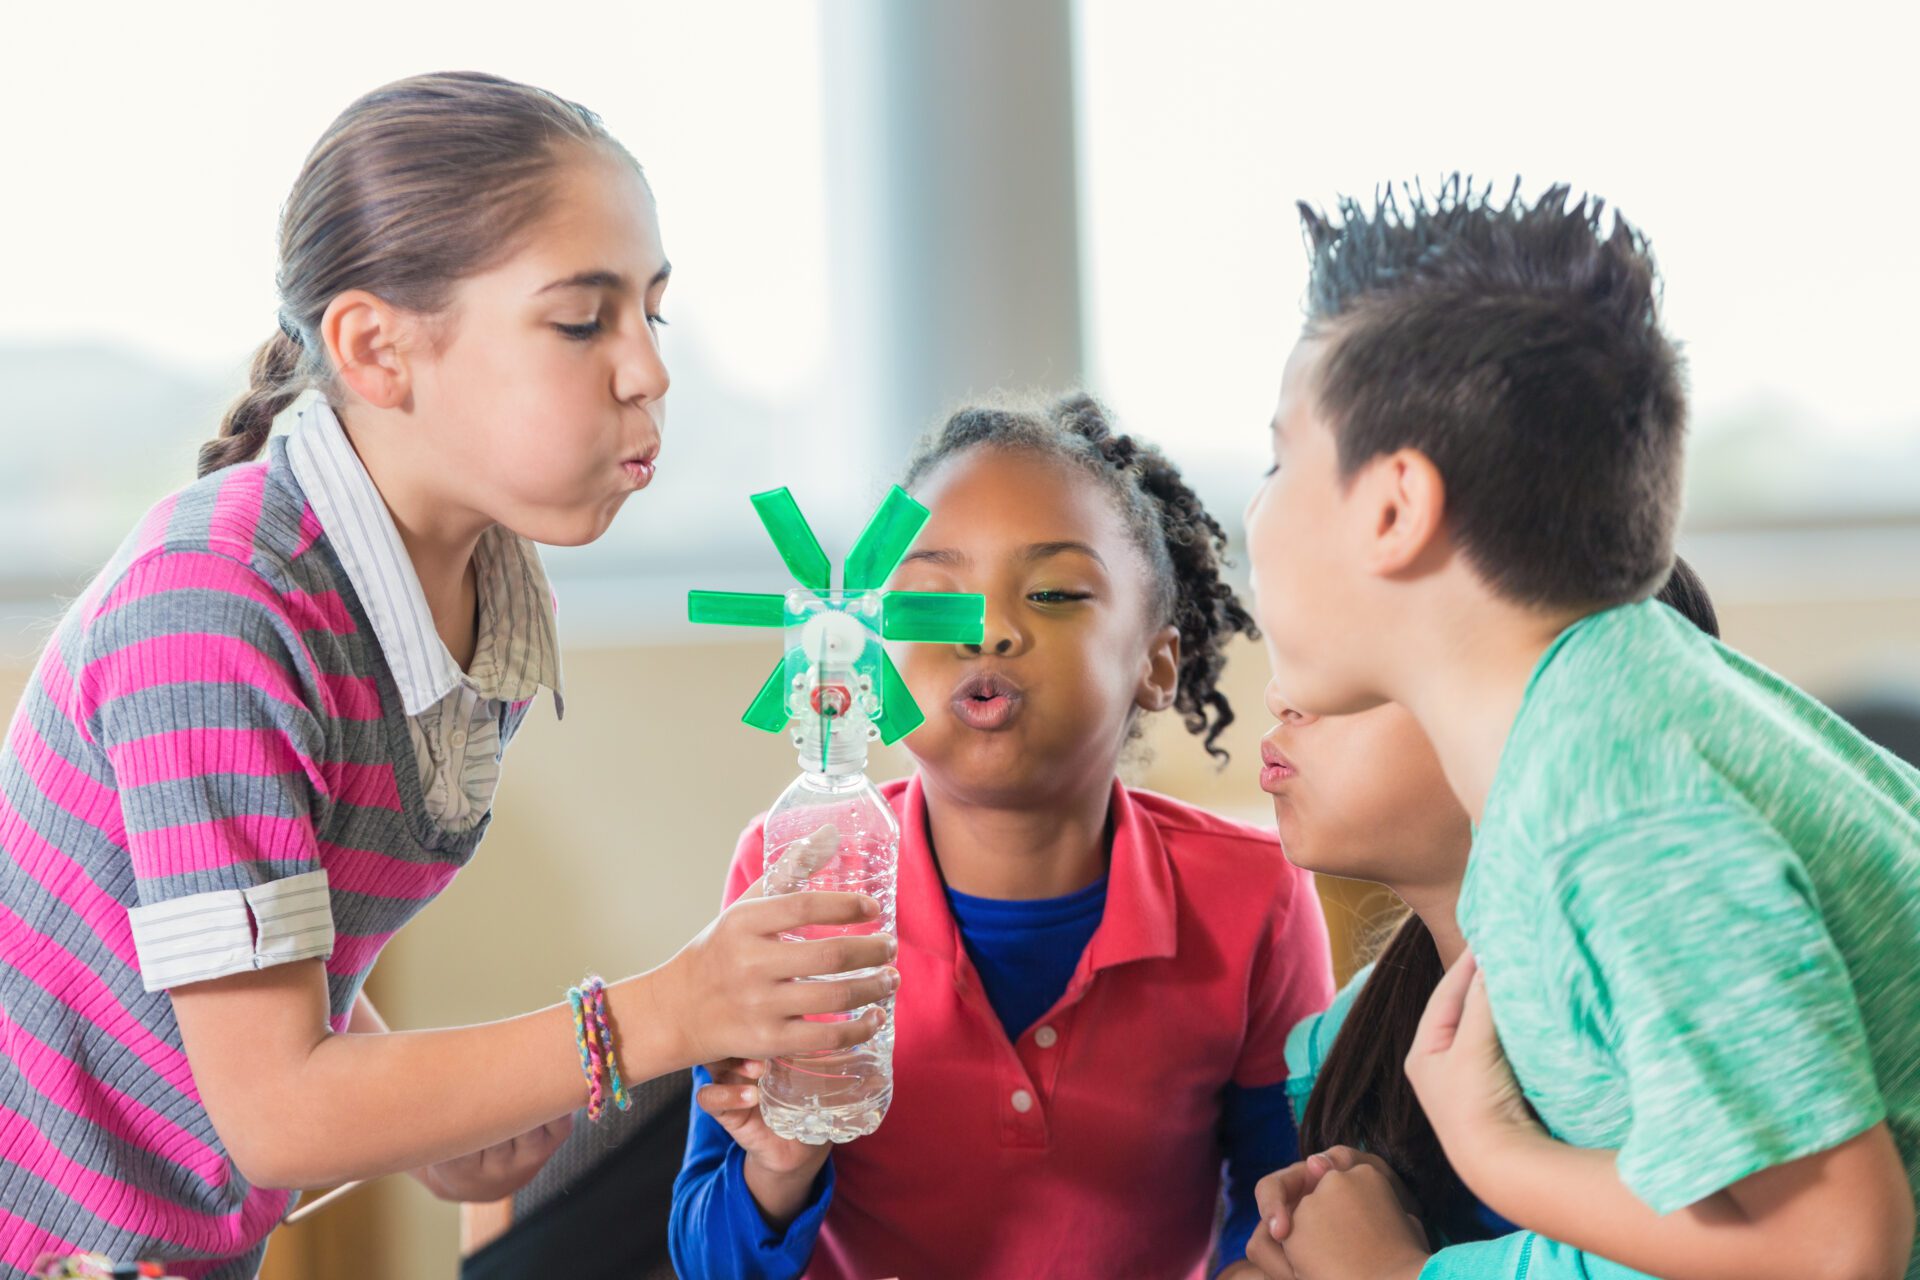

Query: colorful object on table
568 975 631 1122
31 1255 182 1280
687 486 985 757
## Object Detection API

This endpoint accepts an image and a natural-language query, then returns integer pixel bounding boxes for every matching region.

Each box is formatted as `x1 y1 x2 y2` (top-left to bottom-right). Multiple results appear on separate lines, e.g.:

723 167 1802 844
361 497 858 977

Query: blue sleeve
1215 1079 1300 1277
1420 1232 1662 1279
668 1066 835 1280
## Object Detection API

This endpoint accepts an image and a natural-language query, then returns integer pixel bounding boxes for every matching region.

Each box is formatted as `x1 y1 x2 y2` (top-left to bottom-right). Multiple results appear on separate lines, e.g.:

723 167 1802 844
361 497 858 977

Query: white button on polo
1033 1025 1058 1048
1010 1089 1034 1114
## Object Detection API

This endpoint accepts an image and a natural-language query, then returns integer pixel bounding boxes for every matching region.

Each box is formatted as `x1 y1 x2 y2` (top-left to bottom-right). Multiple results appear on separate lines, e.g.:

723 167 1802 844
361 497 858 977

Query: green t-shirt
1461 600 1920 1266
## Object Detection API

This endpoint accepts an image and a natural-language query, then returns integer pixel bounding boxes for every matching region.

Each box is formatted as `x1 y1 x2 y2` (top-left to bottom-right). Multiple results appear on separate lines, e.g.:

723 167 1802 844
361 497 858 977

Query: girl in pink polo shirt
672 395 1336 1280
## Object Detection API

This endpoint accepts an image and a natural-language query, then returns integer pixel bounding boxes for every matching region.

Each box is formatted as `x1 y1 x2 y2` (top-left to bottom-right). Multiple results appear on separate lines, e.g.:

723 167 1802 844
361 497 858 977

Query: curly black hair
903 392 1258 763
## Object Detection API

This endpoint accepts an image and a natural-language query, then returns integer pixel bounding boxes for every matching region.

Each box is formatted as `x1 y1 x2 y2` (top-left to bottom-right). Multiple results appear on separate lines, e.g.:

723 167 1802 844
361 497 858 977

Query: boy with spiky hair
1242 178 1920 1279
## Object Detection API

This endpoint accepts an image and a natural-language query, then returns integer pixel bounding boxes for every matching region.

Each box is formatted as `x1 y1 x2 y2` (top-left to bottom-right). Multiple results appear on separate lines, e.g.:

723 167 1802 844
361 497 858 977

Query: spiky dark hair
1295 176 1688 609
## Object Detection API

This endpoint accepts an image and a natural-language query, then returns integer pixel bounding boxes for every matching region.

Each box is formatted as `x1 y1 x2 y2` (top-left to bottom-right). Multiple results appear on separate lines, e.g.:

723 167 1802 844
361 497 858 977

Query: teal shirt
1287 967 1655 1280
1462 600 1920 1273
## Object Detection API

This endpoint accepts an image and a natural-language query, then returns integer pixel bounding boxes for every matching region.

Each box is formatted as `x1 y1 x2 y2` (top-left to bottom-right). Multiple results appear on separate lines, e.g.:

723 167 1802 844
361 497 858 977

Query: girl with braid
0 72 892 1277
673 394 1335 1280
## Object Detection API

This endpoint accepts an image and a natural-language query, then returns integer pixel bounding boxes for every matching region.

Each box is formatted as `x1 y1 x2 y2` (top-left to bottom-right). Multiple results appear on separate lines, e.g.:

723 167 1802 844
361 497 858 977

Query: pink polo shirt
722 774 1333 1280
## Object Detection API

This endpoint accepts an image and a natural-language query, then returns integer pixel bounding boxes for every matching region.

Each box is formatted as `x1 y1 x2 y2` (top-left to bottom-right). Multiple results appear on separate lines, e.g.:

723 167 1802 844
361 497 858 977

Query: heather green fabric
1460 600 1920 1276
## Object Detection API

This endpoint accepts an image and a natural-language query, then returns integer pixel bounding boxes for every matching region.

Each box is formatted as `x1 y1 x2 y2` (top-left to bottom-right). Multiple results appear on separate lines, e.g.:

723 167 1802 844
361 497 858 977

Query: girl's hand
696 1057 832 1226
1246 1147 1420 1278
1404 951 1542 1188
696 1058 825 1176
1279 1153 1431 1280
412 1115 573 1202
653 880 900 1069
653 824 898 1068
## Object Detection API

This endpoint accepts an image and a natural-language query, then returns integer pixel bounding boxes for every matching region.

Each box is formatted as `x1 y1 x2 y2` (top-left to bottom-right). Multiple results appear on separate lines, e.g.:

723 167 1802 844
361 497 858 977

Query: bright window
1073 0 1920 527
0 1 851 638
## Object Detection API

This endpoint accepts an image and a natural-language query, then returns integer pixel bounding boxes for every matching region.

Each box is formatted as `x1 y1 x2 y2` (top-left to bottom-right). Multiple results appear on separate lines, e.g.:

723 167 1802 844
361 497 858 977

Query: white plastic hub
800 609 869 666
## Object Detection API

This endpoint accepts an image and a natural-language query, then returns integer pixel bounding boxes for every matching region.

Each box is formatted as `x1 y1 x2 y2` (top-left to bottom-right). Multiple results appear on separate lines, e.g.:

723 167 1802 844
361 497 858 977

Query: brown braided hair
198 70 639 478
199 328 309 476
903 392 1259 762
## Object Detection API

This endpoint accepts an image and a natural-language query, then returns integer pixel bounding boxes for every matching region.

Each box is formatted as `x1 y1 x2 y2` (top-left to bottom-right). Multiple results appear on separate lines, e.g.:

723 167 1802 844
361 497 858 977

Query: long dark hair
198 71 636 477
1297 555 1720 1242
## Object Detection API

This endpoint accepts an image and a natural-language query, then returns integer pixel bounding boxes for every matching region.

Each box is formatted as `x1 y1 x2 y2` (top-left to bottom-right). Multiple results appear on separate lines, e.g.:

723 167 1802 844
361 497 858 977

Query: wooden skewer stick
283 1178 368 1224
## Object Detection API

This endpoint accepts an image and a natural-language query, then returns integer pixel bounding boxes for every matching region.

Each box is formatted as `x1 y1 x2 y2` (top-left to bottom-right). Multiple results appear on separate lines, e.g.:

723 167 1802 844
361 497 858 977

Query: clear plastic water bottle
688 488 979 1144
758 714 899 1144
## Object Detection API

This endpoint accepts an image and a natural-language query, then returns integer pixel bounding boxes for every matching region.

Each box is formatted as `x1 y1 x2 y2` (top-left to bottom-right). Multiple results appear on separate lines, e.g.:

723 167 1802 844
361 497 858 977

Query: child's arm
668 823 868 1277
1252 1145 1665 1280
669 1059 835 1280
1215 1080 1302 1278
1225 859 1339 1277
344 991 576 1204
169 890 896 1190
1410 954 1916 1280
1461 1124 1910 1280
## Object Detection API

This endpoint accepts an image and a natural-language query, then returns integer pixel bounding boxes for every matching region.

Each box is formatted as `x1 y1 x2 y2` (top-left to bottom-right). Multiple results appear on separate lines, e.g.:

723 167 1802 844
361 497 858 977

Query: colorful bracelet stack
566 975 632 1122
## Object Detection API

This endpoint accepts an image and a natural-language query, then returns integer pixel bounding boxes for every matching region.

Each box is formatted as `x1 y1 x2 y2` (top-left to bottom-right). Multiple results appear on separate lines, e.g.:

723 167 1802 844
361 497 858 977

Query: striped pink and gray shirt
1 421 560 1277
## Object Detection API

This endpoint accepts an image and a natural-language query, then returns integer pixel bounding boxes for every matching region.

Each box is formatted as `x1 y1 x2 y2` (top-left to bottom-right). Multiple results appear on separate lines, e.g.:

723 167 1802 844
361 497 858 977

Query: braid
1131 447 1260 760
1055 393 1139 469
1050 394 1258 760
198 328 307 477
905 391 1259 764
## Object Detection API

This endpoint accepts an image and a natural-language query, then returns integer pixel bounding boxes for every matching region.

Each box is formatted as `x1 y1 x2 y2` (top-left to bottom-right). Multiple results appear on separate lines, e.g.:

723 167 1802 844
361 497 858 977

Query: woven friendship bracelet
566 983 605 1120
580 976 632 1116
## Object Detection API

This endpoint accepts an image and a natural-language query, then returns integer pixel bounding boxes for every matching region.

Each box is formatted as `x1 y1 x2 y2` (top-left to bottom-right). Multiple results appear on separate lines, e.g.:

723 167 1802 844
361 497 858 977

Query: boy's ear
322 290 415 411
1135 624 1180 713
1359 447 1447 577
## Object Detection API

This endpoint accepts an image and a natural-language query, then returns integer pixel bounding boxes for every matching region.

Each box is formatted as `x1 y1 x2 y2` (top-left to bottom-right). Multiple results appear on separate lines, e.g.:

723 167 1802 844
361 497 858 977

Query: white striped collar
286 398 565 719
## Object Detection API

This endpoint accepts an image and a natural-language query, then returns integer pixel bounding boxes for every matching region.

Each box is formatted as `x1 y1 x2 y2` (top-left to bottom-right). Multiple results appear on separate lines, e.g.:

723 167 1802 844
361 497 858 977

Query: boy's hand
1246 1148 1421 1278
696 1058 833 1226
1404 951 1541 1185
1280 1156 1430 1280
412 1115 573 1202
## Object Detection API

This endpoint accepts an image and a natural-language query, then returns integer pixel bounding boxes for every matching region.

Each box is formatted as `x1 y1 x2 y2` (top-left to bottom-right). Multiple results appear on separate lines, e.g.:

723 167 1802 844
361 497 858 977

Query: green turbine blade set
688 486 984 747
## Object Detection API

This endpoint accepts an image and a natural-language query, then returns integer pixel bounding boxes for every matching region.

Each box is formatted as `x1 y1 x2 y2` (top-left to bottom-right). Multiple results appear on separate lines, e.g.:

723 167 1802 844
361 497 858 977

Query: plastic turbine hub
687 486 986 751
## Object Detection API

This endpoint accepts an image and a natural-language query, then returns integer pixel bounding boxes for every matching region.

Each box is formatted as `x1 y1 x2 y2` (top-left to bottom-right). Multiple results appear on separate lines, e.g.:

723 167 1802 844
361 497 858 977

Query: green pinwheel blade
751 488 832 592
842 486 930 592
741 659 791 733
687 591 787 628
880 591 985 644
874 650 925 745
